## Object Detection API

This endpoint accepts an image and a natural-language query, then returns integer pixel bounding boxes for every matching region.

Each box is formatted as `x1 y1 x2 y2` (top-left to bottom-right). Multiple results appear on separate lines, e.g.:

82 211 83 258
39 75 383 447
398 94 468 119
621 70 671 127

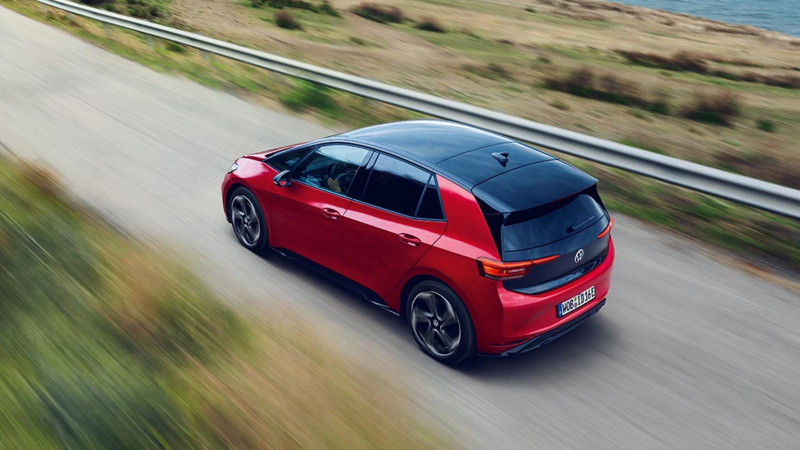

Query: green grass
0 156 449 449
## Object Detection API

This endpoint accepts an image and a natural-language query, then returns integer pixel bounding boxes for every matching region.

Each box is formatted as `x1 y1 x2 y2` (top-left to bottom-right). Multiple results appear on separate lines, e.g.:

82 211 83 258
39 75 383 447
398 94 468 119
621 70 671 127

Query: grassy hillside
3 0 799 276
0 157 447 448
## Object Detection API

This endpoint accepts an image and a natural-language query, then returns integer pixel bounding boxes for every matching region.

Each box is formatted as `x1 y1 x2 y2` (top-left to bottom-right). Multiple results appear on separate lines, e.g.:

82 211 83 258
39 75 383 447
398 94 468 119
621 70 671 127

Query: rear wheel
229 187 268 253
407 280 476 364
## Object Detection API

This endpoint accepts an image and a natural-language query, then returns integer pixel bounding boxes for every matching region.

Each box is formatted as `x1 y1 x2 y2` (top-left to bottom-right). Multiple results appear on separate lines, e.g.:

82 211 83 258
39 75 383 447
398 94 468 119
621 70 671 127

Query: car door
270 144 371 272
341 153 447 298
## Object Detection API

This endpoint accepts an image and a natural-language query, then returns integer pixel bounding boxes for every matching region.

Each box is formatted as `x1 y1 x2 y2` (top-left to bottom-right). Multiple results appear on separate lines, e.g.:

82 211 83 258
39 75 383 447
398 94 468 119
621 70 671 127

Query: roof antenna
491 151 510 166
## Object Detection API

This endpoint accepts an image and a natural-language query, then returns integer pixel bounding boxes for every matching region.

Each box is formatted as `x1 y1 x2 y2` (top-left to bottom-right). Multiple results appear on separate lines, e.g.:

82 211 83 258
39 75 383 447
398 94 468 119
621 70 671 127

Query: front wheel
229 187 269 253
407 280 476 365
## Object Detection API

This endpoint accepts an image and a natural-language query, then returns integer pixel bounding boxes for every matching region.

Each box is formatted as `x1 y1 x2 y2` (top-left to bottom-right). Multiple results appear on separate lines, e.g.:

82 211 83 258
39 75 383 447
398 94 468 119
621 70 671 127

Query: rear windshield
502 192 605 252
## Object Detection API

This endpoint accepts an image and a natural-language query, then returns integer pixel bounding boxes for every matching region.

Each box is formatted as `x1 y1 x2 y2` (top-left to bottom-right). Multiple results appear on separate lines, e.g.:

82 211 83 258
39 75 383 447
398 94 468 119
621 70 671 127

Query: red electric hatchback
222 120 615 364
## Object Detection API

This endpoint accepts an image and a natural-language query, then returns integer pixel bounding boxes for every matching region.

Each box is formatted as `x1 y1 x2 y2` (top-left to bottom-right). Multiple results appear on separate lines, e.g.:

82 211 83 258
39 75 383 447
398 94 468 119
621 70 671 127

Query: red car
222 121 615 364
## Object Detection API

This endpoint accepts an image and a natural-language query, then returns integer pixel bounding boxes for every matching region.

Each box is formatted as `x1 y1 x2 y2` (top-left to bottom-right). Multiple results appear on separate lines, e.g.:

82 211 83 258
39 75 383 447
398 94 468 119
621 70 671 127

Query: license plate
557 286 595 318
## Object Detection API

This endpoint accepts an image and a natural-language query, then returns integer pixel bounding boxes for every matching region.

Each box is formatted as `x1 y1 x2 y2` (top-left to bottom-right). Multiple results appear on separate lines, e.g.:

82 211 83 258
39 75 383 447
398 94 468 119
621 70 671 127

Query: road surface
1 6 799 449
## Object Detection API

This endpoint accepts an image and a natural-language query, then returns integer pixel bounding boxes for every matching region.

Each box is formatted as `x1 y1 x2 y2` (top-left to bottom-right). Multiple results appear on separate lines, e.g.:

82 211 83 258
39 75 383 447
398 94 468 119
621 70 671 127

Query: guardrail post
103 22 110 36
146 35 154 50
39 2 46 14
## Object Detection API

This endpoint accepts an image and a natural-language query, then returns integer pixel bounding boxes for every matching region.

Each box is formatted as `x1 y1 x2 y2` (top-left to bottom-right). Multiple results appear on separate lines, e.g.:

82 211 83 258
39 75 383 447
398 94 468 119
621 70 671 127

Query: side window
266 147 310 172
416 176 444 220
362 154 431 217
293 145 370 197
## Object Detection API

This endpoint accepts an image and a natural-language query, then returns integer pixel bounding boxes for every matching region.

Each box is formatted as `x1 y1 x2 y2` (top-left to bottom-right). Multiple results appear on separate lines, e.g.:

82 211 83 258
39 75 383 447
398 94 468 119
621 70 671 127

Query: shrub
681 90 742 125
164 41 186 53
351 2 404 23
416 17 446 32
756 118 777 133
617 50 708 73
280 80 335 114
462 62 513 80
544 67 672 113
319 0 339 16
275 10 302 29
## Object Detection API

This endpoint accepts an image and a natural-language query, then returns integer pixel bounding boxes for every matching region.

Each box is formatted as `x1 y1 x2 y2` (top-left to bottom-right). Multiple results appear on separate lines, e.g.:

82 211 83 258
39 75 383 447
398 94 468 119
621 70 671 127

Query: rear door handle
322 208 341 220
399 233 421 247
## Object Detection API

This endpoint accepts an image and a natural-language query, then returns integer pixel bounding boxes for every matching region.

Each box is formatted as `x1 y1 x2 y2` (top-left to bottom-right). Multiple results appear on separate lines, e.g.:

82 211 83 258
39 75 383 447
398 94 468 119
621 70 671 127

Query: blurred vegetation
350 2 404 24
78 0 169 21
0 157 447 449
545 67 671 115
5 0 799 276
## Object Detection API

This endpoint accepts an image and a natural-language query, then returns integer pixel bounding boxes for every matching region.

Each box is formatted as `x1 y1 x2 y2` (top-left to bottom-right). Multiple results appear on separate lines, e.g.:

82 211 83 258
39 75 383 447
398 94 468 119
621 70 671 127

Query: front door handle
322 208 341 220
399 233 421 247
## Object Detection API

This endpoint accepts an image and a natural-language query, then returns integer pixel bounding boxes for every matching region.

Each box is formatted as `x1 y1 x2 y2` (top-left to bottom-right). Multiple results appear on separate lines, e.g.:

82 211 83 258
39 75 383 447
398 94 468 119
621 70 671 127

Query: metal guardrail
34 0 800 220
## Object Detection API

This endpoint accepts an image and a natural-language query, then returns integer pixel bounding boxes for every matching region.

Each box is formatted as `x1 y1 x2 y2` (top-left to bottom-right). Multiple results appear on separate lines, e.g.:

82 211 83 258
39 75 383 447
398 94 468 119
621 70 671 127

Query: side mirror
273 170 292 187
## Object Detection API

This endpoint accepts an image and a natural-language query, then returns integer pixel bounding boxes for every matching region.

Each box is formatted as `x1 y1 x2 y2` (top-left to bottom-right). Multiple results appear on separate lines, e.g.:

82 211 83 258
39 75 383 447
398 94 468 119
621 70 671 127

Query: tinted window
267 147 310 172
294 145 370 197
502 193 605 251
362 154 430 217
417 177 444 220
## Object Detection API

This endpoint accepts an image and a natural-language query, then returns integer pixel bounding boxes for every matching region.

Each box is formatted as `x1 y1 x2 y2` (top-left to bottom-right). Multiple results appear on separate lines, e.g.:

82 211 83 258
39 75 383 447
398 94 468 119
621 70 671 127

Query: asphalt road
2 7 800 449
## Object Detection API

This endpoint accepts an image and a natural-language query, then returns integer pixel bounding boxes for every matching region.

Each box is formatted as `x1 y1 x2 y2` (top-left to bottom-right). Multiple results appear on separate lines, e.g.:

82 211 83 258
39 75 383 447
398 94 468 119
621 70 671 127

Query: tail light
598 216 614 239
477 255 560 281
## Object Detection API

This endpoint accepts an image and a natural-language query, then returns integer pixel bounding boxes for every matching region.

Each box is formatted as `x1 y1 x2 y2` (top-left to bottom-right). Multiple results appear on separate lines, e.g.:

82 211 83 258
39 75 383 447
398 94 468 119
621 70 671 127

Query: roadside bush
618 50 800 90
681 90 742 125
351 2 404 23
462 62 514 80
0 157 448 449
617 50 708 73
280 80 335 114
250 0 338 15
756 118 777 132
544 67 669 113
416 17 446 33
164 41 186 53
275 10 302 29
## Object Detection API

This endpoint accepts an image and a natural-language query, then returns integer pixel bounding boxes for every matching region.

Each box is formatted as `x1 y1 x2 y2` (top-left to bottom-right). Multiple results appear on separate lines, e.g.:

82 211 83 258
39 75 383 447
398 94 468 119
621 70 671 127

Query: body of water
609 0 800 37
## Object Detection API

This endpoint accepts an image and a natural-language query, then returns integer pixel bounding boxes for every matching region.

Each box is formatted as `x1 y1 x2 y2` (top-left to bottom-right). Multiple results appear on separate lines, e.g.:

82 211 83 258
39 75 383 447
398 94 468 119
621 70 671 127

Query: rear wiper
566 216 596 234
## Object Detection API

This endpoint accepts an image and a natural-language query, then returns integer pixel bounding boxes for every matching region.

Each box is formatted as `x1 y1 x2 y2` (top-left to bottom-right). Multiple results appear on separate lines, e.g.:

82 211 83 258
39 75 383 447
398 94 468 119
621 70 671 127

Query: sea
609 0 800 37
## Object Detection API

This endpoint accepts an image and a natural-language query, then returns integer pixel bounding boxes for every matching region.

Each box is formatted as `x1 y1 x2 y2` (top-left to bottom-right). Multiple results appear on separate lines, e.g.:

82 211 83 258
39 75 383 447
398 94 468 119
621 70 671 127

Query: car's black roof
321 120 597 213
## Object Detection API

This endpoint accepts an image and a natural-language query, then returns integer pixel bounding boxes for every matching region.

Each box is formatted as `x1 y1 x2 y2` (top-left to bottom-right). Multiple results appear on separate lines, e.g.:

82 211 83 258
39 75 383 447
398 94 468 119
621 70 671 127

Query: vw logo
574 249 585 264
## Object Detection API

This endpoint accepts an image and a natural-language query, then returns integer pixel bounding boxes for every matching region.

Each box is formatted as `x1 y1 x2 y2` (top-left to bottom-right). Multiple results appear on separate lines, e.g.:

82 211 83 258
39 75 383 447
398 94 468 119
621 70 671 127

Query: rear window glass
502 193 604 251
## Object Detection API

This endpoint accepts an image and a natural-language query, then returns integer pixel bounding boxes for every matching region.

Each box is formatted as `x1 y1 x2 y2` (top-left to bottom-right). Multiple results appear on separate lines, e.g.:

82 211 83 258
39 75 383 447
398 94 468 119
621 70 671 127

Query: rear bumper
481 298 606 357
467 237 615 354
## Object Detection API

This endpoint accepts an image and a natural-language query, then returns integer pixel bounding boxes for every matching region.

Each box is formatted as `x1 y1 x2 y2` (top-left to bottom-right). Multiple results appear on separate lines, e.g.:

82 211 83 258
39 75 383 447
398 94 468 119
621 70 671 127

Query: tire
229 187 269 253
406 280 476 364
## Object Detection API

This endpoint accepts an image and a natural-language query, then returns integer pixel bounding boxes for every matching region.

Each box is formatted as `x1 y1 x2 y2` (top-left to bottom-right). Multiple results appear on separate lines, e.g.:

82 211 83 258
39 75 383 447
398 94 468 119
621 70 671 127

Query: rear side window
362 154 439 218
267 147 310 172
417 177 444 220
502 193 605 251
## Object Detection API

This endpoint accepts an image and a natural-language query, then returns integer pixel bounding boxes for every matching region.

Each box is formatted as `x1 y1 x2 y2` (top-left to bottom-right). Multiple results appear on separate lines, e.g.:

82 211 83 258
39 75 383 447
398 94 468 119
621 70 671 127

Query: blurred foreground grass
0 158 446 448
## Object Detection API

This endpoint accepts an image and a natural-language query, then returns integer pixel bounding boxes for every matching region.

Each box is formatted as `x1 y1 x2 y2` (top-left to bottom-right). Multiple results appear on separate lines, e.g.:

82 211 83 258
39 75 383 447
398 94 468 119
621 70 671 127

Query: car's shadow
241 233 618 382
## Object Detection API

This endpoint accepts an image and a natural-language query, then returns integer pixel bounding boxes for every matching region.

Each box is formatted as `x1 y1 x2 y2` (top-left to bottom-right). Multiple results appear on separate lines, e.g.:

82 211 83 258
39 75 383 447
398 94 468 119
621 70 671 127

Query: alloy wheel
410 290 462 357
231 194 261 247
